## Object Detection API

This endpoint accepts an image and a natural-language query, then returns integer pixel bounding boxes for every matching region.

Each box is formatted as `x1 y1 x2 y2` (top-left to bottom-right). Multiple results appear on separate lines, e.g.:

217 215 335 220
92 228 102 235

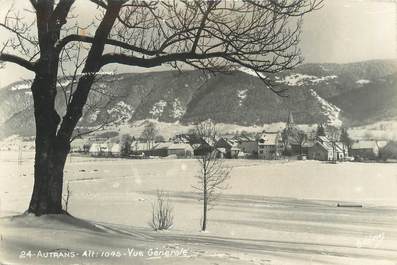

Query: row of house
256 132 393 161
73 134 339 161
70 131 395 161
70 133 257 159
87 142 195 158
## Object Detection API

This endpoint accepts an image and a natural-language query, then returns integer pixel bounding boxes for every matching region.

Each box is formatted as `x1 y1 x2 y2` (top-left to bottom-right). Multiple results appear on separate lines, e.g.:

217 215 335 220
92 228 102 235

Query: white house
110 143 121 157
257 132 282 160
89 143 101 156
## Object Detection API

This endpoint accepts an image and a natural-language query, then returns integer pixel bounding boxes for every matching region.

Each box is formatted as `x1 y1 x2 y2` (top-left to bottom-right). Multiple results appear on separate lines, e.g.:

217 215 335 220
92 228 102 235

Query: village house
100 143 111 156
381 141 397 160
215 137 240 158
308 136 346 161
308 141 333 161
192 137 215 156
167 143 194 158
257 132 283 160
350 140 387 160
301 140 315 156
149 142 194 158
70 139 89 153
89 143 101 157
110 143 121 157
130 141 150 155
232 135 257 157
172 133 211 156
149 142 170 157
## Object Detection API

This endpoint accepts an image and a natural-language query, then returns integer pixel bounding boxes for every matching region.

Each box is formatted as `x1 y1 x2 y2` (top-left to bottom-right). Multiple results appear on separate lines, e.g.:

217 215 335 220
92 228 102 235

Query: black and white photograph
0 0 397 264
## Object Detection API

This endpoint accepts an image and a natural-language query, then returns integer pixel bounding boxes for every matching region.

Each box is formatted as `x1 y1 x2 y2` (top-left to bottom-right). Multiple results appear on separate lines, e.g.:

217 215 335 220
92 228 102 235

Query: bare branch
0 53 36 71
55 34 162 56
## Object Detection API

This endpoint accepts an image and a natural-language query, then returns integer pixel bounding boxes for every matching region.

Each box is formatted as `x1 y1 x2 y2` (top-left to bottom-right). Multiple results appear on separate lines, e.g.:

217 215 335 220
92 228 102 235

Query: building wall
239 141 257 155
351 148 377 160
308 144 332 161
148 148 168 157
258 145 277 159
168 148 193 157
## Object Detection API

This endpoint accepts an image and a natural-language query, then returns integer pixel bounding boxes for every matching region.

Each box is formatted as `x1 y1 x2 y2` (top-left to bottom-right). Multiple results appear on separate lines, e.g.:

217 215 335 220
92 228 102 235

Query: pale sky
0 0 395 87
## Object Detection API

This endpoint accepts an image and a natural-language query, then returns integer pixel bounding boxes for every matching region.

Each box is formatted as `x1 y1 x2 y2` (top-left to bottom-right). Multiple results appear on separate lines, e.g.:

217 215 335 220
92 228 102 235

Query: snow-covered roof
233 134 256 142
168 143 193 151
317 136 330 143
315 141 333 152
258 132 280 145
153 142 173 149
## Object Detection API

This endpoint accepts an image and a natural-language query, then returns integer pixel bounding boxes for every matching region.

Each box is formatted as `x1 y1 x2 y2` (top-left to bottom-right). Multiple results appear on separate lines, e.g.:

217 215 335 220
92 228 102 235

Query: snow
348 120 397 141
276 74 317 86
97 82 107 89
239 67 255 77
107 101 134 122
9 82 31 91
356 79 371 85
149 100 168 119
239 68 338 87
237 89 248 106
89 110 101 122
310 75 338 83
276 74 338 86
171 99 185 119
0 136 35 151
1 156 397 265
309 89 342 127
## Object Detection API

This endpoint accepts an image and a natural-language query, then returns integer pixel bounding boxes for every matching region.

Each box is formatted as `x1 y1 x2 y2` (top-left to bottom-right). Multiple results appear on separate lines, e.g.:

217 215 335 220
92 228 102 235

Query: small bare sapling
150 190 174 231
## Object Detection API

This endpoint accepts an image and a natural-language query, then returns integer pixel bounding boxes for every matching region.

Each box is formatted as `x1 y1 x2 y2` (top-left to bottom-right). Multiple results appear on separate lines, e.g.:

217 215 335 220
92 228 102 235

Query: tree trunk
27 70 70 215
28 139 70 215
26 0 122 216
202 179 208 231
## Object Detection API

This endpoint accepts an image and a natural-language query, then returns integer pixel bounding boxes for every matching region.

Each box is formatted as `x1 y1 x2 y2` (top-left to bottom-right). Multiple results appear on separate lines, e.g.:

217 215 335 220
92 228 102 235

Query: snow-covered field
1 151 397 265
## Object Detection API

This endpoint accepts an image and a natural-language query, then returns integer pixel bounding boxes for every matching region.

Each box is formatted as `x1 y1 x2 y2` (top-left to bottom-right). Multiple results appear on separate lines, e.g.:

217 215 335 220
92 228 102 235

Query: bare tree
295 129 307 155
120 133 134 156
193 121 230 231
140 121 158 150
326 125 341 162
0 0 322 215
340 127 353 157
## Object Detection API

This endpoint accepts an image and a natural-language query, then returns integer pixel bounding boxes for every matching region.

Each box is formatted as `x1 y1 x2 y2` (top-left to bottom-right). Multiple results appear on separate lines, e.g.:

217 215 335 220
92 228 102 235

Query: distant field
1 151 397 216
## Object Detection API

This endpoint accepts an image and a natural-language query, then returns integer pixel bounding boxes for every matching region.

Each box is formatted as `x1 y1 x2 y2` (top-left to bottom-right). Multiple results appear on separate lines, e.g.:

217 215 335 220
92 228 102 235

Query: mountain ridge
0 59 397 138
